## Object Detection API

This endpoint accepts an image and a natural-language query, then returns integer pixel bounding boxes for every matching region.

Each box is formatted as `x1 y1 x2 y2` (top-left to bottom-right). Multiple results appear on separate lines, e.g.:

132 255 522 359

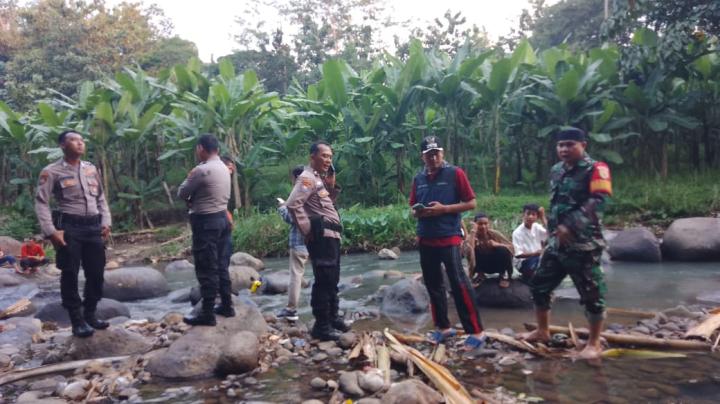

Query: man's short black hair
197 134 219 153
291 165 304 179
310 141 331 155
473 212 488 222
523 203 540 214
58 130 79 144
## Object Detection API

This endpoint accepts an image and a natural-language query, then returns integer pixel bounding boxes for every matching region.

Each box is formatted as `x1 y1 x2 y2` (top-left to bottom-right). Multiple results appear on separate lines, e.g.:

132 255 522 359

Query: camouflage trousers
530 247 607 322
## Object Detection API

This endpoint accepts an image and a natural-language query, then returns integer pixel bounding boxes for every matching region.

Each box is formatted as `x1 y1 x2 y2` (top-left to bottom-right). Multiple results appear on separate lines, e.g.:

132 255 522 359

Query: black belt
323 220 343 233
189 211 226 220
60 213 101 226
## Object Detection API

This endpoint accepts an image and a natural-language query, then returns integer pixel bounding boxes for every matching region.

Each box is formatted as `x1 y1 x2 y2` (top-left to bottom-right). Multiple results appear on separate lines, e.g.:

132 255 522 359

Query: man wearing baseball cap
519 127 612 360
409 136 486 350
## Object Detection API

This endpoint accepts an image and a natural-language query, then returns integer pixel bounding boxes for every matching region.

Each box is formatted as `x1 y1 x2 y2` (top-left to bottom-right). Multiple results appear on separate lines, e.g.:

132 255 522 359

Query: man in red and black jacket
409 136 486 349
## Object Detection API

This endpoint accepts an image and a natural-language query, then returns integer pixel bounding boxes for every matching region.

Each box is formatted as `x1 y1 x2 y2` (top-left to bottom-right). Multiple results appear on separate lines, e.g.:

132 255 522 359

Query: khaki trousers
287 248 309 309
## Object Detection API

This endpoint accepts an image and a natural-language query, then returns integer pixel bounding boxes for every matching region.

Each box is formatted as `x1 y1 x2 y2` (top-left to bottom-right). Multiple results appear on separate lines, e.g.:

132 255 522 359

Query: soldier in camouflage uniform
520 128 612 360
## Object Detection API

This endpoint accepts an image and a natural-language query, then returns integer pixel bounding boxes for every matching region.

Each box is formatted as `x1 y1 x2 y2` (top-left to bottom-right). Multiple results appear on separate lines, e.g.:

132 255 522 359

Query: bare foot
499 278 510 288
575 344 603 360
517 329 551 343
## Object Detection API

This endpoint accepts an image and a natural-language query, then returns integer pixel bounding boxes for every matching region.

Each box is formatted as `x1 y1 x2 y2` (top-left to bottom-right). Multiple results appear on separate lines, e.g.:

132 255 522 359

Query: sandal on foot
428 328 457 344
463 334 487 350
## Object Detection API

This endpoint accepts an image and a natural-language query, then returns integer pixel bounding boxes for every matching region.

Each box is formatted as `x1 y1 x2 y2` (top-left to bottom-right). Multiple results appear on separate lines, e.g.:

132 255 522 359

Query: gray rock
327 347 343 357
229 265 261 293
382 379 443 404
29 376 65 392
103 267 169 301
63 380 89 400
358 370 384 393
662 218 720 261
164 260 194 273
17 391 43 403
362 270 387 280
58 326 153 361
378 248 398 260
338 332 357 349
167 287 193 303
118 387 140 400
302 401 325 404
391 247 402 256
381 278 429 315
146 302 267 379
0 353 10 367
327 379 339 390
216 331 260 376
339 371 364 396
475 279 533 308
230 252 264 271
0 236 21 256
0 316 42 346
608 227 662 262
357 399 382 404
310 377 326 390
632 326 651 335
0 272 29 287
36 298 130 327
260 272 309 295
312 353 328 362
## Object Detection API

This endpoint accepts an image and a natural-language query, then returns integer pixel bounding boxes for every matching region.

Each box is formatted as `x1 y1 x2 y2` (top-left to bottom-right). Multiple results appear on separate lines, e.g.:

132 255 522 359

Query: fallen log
524 323 711 351
0 355 130 386
684 313 720 341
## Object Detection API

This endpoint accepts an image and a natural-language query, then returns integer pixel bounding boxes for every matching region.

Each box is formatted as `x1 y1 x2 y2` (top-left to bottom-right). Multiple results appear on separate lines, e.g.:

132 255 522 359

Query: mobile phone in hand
412 203 426 210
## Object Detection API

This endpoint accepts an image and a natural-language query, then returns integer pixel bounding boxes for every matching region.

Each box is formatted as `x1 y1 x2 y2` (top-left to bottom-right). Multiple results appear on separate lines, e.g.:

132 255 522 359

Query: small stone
286 327 304 338
227 388 237 397
63 380 89 400
498 356 518 366
317 341 337 351
243 377 258 385
29 376 65 392
356 399 382 404
358 370 384 393
338 332 357 349
118 388 139 400
656 312 668 324
0 353 11 368
327 379 338 389
302 400 325 404
663 323 680 332
339 371 364 396
312 353 328 362
327 347 343 357
310 377 327 390
632 326 651 335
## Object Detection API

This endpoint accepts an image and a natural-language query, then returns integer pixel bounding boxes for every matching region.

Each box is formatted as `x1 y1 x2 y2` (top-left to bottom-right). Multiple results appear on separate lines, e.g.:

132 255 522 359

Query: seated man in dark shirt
467 213 514 288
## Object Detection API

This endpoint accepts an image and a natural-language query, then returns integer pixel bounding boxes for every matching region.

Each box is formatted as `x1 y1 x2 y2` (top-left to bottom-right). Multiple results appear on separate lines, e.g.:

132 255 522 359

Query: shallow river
117 252 720 403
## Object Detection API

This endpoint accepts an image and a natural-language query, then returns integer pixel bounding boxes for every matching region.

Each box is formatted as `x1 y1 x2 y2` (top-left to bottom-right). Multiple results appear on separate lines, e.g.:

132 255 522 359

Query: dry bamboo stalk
377 345 391 386
0 356 130 386
684 313 720 341
484 331 547 357
524 323 711 351
0 298 31 320
363 336 376 365
406 358 414 377
388 330 426 344
568 322 579 348
432 344 446 364
348 333 364 360
712 333 720 352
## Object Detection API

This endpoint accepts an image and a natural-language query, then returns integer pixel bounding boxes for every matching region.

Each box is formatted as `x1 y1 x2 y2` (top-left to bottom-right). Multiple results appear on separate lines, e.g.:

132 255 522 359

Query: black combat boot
68 308 94 338
84 307 109 330
311 322 341 341
331 317 351 333
213 295 236 317
183 301 217 326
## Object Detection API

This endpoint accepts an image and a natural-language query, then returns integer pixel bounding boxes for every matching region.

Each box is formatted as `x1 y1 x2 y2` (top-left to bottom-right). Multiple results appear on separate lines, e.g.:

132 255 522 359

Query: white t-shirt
512 222 548 266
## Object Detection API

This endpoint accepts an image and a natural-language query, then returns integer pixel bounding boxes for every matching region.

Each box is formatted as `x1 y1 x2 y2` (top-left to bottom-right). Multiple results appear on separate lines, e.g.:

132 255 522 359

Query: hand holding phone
412 203 426 210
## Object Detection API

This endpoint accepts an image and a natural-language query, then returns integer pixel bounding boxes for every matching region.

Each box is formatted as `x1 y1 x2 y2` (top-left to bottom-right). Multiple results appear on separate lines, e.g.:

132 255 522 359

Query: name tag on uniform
59 177 77 188
318 190 329 198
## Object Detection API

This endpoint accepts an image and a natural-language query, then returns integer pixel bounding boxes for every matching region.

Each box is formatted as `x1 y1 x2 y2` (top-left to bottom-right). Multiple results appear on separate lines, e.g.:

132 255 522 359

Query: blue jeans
0 256 17 266
519 256 540 280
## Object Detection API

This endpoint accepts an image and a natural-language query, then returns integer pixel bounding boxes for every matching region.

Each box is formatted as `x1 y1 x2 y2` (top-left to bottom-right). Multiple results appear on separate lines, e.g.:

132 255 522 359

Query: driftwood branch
684 313 720 341
524 323 711 351
0 356 130 386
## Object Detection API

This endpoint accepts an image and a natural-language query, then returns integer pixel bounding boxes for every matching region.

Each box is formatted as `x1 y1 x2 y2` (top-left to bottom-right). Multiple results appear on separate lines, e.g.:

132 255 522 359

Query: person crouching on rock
20 236 50 274
512 204 547 282
178 134 232 326
519 127 612 360
468 213 514 288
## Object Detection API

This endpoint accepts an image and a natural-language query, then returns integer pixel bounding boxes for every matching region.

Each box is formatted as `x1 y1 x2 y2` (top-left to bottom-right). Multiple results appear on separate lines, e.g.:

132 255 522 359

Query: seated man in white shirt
512 204 548 281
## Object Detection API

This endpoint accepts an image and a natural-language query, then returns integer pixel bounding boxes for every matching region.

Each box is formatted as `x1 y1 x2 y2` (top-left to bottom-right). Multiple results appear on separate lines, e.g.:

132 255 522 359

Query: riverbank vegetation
0 0 719 246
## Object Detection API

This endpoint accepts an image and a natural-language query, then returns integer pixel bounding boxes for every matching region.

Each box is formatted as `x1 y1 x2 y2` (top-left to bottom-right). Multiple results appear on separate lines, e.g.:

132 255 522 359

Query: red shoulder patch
590 162 612 195
38 171 49 186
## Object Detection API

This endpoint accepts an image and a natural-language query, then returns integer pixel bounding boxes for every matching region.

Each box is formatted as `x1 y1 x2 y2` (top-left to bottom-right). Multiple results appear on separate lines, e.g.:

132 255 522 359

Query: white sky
111 0 556 62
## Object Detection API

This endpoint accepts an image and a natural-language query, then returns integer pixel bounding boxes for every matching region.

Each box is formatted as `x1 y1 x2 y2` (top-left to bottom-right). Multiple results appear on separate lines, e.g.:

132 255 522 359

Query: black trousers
474 246 514 279
56 222 106 311
306 235 341 325
419 244 484 334
190 211 232 308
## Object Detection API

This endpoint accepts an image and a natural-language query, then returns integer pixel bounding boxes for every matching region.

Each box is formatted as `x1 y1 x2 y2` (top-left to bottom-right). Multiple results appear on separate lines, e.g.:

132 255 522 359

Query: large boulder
230 252 264 271
103 267 169 301
260 272 309 295
607 227 661 262
0 272 29 287
35 299 130 327
56 326 153 361
229 265 260 293
146 301 267 379
382 379 443 404
474 279 533 308
0 236 22 256
662 218 720 261
215 331 260 375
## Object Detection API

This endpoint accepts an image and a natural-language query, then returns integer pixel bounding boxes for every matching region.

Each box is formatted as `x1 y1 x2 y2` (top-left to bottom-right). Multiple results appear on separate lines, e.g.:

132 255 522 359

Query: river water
118 252 720 403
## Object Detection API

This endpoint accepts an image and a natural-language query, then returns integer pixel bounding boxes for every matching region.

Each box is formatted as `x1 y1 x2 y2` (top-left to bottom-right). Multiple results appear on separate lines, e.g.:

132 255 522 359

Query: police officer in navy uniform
178 134 232 326
35 131 112 338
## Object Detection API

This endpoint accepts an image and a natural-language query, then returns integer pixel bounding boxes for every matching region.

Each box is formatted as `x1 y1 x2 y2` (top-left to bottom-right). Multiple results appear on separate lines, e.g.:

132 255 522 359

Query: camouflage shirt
547 154 612 252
